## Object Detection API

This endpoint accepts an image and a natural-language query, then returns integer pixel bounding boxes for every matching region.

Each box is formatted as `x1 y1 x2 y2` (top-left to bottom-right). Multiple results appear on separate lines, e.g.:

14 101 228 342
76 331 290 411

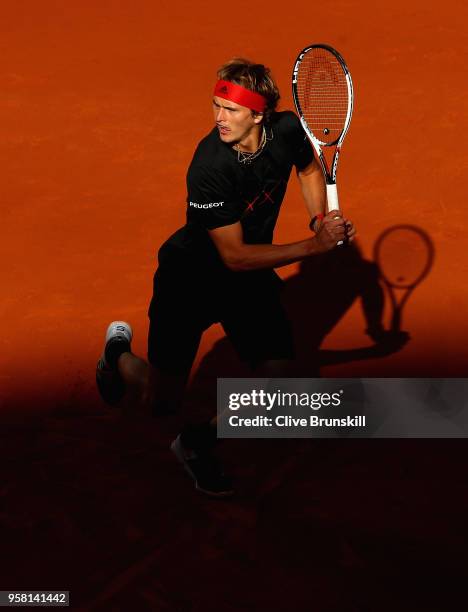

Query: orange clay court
1 1 466 417
1 2 468 609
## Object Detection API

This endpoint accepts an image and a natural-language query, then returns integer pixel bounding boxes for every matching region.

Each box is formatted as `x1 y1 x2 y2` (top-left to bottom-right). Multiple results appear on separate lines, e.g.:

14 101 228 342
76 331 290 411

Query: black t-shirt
158 111 314 274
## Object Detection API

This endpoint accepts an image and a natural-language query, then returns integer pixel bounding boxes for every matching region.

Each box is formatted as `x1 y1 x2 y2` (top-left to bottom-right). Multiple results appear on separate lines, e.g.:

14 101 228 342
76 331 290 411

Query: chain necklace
234 127 268 164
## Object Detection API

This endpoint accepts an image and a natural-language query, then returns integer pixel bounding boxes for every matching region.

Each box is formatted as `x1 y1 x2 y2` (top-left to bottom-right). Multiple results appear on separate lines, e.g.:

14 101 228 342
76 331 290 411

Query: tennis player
96 59 356 496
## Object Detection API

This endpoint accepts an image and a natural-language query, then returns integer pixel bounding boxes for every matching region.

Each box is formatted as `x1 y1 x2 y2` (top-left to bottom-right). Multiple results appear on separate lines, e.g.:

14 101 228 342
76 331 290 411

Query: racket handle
326 184 344 246
326 183 339 211
391 308 401 332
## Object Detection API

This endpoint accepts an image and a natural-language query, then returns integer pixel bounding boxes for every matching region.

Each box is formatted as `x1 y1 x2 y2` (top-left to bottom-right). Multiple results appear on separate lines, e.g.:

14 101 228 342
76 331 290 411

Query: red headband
214 80 267 113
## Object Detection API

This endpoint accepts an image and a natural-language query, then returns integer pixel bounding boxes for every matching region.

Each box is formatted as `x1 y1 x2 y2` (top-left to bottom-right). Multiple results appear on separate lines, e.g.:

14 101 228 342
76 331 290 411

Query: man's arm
208 213 346 272
297 157 357 241
297 158 326 230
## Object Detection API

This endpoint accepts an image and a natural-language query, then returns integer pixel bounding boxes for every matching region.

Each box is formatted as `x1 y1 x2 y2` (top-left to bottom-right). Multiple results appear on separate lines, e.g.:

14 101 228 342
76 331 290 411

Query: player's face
213 96 262 148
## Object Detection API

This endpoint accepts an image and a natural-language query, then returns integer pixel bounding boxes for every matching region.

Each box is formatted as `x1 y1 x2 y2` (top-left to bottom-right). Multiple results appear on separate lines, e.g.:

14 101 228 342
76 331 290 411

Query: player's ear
252 111 264 124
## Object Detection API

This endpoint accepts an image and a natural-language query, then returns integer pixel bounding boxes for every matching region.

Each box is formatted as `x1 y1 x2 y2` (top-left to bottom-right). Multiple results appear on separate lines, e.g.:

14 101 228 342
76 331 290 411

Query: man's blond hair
217 58 280 123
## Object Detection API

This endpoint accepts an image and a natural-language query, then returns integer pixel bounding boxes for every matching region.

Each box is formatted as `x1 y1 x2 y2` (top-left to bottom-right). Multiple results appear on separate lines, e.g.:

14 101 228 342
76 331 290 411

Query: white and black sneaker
96 321 133 405
170 435 234 498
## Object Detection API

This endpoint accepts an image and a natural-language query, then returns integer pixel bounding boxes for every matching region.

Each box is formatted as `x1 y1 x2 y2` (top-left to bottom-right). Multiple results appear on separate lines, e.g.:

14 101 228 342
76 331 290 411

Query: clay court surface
1 1 467 609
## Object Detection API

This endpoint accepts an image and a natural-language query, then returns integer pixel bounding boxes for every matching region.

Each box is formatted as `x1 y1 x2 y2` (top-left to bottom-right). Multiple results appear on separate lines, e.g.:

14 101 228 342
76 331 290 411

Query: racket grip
326 183 339 212
326 183 344 246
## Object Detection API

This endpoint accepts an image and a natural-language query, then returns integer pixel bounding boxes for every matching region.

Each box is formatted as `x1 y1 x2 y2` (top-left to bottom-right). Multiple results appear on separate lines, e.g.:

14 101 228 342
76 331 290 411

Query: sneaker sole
105 321 133 345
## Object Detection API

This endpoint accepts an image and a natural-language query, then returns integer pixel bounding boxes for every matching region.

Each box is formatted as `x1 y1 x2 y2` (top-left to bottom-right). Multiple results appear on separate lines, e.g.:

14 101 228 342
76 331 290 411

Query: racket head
373 225 435 289
292 44 354 147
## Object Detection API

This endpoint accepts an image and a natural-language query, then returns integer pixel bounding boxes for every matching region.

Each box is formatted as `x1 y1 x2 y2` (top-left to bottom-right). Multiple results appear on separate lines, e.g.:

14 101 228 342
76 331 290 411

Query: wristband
309 213 324 232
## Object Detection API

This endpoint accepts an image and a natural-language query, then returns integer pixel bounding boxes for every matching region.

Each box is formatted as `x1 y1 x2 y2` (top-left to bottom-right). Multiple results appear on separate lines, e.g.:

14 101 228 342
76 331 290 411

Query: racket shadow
287 226 434 372
373 224 435 333
284 240 409 373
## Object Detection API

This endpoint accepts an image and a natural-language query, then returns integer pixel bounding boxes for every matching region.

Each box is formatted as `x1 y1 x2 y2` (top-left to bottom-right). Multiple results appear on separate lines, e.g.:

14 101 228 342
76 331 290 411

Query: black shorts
147 260 294 376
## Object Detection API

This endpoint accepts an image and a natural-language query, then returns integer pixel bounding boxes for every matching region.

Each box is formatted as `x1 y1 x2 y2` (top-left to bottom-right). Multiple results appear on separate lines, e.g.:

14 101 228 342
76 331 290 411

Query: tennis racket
292 44 354 243
373 225 434 332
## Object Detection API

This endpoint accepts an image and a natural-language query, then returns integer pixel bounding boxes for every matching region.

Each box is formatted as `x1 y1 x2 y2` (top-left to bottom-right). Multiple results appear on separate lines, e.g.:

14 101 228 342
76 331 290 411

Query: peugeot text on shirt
189 201 224 209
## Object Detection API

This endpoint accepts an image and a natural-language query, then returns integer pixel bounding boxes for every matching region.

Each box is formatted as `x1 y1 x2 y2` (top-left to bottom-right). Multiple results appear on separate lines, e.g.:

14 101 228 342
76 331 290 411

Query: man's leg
172 276 296 497
175 358 294 496
169 337 234 497
193 273 297 491
96 321 191 416
170 427 234 497
148 283 234 496
95 272 234 495
117 353 188 417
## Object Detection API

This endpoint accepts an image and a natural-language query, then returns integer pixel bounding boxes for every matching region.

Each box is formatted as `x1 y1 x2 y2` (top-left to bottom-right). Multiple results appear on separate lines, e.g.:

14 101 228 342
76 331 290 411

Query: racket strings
296 48 349 144
376 229 433 288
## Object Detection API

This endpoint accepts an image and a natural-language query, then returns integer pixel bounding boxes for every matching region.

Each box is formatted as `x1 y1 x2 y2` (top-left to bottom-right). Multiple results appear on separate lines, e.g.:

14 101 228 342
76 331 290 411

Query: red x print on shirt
242 179 285 216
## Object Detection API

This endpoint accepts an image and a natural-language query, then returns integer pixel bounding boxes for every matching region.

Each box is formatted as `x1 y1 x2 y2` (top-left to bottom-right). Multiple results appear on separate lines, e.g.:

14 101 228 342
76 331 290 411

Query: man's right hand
314 210 347 252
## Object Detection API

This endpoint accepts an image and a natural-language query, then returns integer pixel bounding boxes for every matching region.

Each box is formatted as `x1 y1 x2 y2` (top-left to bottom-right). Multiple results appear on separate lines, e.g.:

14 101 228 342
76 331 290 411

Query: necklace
234 127 267 164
